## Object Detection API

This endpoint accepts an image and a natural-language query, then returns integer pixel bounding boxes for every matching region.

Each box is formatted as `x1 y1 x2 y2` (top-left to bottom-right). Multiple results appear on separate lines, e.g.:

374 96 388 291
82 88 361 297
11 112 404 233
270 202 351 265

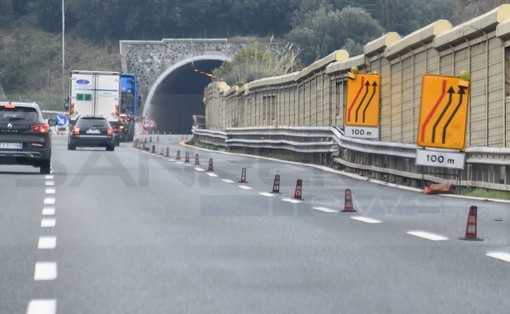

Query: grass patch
456 187 510 200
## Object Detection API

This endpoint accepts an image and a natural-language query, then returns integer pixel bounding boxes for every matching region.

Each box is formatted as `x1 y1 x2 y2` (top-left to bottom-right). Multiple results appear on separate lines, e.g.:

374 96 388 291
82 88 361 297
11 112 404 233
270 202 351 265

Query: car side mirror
48 119 57 126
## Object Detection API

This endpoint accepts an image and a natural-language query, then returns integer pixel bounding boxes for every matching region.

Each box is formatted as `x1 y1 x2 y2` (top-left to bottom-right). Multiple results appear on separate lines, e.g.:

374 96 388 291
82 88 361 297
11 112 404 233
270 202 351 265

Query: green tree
30 0 62 33
286 5 384 64
213 42 300 86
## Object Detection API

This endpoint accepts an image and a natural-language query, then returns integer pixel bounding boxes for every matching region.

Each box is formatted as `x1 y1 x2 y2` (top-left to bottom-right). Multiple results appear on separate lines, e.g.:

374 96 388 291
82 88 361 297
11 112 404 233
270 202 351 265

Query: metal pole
62 0 65 102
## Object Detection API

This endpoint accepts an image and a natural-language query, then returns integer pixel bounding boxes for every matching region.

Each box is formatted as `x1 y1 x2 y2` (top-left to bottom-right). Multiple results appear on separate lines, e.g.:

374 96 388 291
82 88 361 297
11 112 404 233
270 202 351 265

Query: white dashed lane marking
45 181 54 186
259 192 276 197
313 206 337 213
222 179 235 184
238 185 252 190
282 198 303 204
45 188 56 194
43 197 55 205
351 216 382 224
407 231 448 241
34 262 57 281
42 207 55 216
44 175 54 180
487 252 510 263
26 299 56 314
207 173 218 177
41 219 56 228
38 237 57 250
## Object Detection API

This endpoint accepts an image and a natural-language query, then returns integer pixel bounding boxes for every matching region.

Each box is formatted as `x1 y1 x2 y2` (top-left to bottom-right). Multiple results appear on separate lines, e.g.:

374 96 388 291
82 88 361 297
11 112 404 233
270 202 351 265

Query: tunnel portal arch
143 55 230 134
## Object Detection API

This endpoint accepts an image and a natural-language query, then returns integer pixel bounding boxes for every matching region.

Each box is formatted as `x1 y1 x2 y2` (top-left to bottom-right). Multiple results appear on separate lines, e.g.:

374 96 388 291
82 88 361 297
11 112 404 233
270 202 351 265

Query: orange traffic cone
272 175 281 193
185 152 190 163
460 206 483 241
239 168 248 183
176 150 181 160
194 154 200 165
293 179 303 200
207 159 214 172
341 189 356 212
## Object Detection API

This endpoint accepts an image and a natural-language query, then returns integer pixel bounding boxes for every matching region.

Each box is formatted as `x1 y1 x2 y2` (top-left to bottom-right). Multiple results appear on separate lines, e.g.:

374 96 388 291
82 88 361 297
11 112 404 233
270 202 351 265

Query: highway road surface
1 134 509 314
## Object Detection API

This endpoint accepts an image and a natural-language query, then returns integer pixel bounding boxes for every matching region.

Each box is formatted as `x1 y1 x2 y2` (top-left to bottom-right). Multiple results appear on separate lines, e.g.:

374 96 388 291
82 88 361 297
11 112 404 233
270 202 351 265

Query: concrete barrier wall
205 4 510 150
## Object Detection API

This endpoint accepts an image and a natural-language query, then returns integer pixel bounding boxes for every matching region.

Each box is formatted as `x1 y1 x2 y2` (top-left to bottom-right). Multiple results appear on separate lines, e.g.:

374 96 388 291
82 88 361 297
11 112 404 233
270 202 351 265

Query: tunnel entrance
145 58 226 134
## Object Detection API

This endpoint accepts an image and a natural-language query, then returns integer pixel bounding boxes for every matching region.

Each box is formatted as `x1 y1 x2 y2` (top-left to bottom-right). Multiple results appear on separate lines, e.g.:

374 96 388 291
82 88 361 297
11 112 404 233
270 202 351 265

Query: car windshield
0 107 39 122
77 118 109 128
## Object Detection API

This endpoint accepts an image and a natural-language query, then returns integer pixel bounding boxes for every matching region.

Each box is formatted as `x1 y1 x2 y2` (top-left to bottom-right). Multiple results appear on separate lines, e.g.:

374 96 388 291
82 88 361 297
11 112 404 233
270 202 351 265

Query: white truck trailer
67 70 121 126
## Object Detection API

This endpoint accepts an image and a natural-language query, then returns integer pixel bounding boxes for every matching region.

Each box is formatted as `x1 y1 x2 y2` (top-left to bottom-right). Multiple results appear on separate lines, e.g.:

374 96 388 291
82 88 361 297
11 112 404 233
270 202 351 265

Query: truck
119 74 138 141
66 70 122 143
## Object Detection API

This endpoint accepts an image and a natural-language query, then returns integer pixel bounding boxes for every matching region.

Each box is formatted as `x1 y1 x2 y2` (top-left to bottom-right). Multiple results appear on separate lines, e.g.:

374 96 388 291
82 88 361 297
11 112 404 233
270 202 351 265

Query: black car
0 102 57 174
68 116 115 151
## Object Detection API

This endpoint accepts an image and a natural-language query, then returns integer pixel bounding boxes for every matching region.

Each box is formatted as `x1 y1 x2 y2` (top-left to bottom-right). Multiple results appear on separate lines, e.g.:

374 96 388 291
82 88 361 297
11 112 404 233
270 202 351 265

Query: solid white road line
486 252 510 263
34 262 57 281
313 206 338 213
407 231 448 241
41 219 56 228
238 185 252 190
259 192 276 197
38 237 57 250
351 216 382 224
27 299 56 314
222 179 235 184
42 207 56 216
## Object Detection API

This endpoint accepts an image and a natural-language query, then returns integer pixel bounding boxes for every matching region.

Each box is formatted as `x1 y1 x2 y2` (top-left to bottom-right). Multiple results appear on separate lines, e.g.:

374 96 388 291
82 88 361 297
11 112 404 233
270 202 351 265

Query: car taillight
113 127 119 133
4 104 16 109
73 127 80 135
107 128 113 136
31 124 50 134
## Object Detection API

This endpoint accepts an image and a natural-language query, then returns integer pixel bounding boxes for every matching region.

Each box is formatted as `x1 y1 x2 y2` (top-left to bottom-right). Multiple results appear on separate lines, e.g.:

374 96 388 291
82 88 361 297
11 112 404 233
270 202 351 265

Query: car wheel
40 160 51 174
106 144 115 151
68 141 76 150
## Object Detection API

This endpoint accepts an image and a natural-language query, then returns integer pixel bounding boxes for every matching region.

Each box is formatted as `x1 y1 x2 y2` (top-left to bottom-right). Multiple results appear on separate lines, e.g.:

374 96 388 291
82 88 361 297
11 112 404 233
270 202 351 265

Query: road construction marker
460 205 483 241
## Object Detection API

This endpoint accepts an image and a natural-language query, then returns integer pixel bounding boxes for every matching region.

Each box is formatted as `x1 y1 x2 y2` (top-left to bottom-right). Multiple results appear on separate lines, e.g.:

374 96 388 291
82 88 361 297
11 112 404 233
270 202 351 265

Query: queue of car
0 101 129 174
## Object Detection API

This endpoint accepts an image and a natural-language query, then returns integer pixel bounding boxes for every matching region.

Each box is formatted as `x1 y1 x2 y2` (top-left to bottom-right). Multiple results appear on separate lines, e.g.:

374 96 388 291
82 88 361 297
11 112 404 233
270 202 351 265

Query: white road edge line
487 252 510 263
34 262 57 281
407 230 448 241
351 216 382 224
27 299 56 314
38 237 57 250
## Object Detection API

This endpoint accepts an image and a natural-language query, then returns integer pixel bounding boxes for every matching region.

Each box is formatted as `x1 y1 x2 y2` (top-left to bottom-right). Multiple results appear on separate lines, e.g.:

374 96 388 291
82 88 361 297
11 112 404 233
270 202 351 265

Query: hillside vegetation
0 18 120 111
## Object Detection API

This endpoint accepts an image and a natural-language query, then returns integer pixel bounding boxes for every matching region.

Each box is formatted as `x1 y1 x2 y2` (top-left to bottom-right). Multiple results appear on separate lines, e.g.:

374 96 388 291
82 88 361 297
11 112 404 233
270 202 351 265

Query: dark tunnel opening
146 59 224 134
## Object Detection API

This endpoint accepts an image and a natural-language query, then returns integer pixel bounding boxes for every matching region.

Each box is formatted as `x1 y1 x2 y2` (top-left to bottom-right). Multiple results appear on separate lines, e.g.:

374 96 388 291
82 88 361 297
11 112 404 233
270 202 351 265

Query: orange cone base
341 208 357 213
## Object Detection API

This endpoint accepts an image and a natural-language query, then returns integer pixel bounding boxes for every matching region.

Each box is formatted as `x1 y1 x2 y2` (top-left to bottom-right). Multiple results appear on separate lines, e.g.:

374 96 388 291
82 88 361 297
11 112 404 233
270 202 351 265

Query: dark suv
0 102 56 174
68 116 115 151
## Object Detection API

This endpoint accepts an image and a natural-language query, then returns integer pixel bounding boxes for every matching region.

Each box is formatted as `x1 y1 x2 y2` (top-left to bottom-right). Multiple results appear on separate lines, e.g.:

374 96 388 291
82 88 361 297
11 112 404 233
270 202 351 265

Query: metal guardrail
192 126 510 190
